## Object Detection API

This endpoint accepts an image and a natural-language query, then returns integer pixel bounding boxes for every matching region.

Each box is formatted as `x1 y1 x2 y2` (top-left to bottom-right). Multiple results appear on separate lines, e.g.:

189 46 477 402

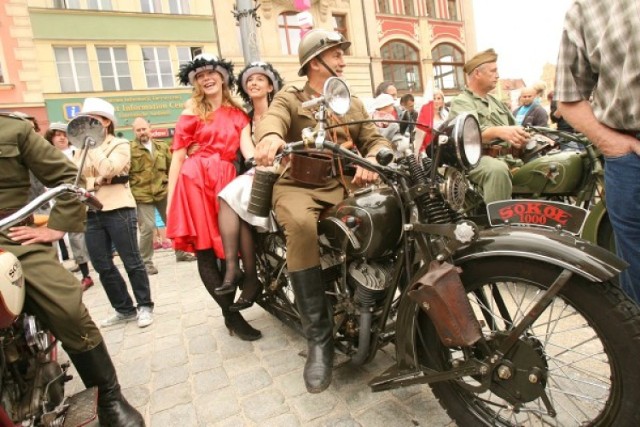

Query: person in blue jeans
555 0 640 304
74 97 155 328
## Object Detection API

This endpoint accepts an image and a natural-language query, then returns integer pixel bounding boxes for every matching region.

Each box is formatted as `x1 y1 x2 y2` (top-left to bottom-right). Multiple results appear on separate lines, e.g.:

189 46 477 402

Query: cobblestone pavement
62 249 456 426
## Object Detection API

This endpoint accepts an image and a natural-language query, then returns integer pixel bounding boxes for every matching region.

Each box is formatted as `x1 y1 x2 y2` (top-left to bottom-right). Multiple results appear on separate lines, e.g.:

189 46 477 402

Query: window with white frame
141 0 162 13
432 43 465 92
54 46 93 92
278 12 303 55
53 0 80 8
142 46 173 88
177 46 202 67
87 0 113 10
97 47 132 91
169 0 190 14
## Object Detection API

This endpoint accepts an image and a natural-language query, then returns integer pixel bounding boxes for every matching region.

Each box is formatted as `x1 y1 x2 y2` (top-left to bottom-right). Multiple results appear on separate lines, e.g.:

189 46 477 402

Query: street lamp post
233 0 262 64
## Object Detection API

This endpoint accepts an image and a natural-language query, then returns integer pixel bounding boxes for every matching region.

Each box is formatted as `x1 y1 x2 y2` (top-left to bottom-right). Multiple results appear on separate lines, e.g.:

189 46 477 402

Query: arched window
431 43 465 93
278 12 303 55
380 41 422 93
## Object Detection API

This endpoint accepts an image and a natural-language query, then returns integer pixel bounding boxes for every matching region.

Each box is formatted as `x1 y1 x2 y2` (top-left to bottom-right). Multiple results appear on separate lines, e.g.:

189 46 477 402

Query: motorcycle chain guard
408 261 482 347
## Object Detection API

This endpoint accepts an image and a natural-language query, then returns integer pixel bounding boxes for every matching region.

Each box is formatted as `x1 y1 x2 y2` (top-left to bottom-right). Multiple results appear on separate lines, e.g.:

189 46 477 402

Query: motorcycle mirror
323 77 351 116
67 115 106 150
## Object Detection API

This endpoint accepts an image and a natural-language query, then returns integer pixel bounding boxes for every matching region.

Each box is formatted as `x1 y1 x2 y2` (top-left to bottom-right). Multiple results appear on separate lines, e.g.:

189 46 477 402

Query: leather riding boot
290 266 334 393
68 341 145 427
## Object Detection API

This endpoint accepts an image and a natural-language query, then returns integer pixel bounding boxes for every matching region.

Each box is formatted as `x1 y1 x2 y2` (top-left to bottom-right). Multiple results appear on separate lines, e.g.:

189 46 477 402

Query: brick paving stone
150 346 188 371
290 390 341 422
118 358 152 388
150 382 192 413
189 333 218 354
153 365 189 390
239 387 289 422
150 403 198 427
231 367 273 395
194 391 241 423
193 367 230 394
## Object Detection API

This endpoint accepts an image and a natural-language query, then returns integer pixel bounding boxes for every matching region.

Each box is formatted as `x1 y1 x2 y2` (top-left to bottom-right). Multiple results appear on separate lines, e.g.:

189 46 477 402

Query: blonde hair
191 81 243 121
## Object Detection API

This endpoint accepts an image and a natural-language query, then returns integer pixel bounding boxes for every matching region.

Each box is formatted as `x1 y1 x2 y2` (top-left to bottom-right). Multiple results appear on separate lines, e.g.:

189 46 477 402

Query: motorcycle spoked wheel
417 257 640 426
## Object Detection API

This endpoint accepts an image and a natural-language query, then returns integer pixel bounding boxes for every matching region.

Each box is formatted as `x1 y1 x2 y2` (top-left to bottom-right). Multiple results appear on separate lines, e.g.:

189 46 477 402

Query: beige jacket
75 134 136 211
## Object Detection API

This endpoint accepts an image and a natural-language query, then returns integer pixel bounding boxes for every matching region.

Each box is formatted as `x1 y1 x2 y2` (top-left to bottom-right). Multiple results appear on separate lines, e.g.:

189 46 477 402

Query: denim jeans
85 207 153 314
604 153 640 305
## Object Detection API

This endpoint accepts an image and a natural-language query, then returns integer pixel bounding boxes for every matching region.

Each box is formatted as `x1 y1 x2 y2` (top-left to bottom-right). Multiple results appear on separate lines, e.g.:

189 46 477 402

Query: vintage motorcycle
250 77 640 426
0 116 104 426
463 126 614 252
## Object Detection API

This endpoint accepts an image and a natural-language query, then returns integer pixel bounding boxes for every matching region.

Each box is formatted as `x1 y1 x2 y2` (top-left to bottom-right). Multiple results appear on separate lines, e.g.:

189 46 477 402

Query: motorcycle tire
417 257 640 426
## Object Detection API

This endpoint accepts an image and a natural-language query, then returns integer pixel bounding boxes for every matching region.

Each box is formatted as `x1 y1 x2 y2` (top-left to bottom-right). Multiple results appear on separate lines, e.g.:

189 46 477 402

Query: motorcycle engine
348 260 393 307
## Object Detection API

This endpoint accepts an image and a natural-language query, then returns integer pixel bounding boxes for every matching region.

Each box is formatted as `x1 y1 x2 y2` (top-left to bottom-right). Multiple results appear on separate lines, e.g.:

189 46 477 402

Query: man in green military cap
129 116 195 275
0 113 145 426
447 48 529 202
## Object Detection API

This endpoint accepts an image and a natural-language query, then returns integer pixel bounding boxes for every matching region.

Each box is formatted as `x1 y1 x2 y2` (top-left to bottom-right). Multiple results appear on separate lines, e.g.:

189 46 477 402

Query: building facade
0 0 476 137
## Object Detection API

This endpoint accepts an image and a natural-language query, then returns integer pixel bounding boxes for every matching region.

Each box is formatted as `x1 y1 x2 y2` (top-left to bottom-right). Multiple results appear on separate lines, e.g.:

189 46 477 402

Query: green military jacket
129 138 171 203
254 82 391 156
448 87 516 132
0 114 86 233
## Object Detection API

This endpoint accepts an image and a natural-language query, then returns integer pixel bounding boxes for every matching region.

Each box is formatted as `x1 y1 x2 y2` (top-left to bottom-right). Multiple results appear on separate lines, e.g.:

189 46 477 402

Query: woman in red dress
167 54 260 341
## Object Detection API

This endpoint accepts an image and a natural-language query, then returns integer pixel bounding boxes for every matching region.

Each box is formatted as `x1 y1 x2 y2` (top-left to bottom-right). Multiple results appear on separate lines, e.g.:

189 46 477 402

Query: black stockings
218 200 260 300
195 250 234 312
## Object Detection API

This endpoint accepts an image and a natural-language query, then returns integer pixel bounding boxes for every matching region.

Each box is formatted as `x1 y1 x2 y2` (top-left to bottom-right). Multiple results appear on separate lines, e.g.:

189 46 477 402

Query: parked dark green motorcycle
463 126 614 252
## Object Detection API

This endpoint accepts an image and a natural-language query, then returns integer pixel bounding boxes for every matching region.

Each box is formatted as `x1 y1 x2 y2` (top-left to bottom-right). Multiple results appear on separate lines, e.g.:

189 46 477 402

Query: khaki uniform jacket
449 87 516 132
255 82 391 160
129 139 171 204
0 114 86 233
75 134 136 211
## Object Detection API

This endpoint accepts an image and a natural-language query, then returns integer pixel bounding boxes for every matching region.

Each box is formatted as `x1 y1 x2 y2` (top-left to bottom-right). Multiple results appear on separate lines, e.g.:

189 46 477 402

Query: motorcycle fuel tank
319 186 402 258
0 250 25 328
512 150 584 195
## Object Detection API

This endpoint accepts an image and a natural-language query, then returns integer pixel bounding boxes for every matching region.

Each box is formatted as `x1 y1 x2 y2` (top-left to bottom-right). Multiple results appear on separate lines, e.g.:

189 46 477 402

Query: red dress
167 106 249 257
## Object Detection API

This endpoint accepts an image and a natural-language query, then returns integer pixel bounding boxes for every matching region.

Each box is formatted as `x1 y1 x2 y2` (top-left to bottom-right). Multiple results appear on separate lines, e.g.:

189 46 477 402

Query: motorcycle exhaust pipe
350 307 373 366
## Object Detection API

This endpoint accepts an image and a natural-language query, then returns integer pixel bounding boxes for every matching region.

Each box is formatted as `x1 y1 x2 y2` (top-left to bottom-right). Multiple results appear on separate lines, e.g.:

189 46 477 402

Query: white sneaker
101 311 136 327
137 306 154 328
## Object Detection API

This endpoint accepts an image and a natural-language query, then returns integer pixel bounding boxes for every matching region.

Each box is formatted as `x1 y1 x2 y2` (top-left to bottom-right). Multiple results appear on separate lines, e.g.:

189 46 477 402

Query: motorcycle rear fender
390 226 626 375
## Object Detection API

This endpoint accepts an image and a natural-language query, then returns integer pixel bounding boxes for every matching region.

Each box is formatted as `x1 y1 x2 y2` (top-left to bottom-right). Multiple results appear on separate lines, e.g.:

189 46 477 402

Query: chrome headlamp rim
323 77 351 116
449 112 482 171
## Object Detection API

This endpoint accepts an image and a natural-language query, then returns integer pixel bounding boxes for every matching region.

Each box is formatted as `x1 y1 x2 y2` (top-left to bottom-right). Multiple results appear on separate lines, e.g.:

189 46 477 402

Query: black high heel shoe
214 273 243 296
224 312 262 341
229 281 264 312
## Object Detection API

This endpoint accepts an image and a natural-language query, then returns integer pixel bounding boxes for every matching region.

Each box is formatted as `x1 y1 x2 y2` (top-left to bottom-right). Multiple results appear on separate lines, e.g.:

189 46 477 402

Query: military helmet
297 29 351 77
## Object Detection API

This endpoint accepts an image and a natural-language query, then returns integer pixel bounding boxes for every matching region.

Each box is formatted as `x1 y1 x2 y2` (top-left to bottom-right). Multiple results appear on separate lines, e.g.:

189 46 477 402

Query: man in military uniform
254 29 392 393
129 116 195 275
447 49 529 203
0 113 145 426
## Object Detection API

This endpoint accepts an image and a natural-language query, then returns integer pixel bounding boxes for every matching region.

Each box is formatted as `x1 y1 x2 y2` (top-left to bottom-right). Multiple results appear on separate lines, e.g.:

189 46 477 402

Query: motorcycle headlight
439 113 482 171
323 77 351 116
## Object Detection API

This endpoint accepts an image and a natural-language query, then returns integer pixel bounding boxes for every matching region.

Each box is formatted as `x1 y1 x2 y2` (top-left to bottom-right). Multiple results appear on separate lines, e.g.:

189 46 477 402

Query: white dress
218 168 278 233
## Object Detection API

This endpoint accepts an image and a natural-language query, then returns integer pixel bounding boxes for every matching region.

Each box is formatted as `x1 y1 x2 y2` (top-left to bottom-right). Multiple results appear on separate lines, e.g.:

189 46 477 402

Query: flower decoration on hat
177 53 236 90
237 61 285 105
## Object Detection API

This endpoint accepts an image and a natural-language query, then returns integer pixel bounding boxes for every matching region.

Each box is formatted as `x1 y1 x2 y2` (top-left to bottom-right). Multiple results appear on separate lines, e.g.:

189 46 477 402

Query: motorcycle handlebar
0 184 102 231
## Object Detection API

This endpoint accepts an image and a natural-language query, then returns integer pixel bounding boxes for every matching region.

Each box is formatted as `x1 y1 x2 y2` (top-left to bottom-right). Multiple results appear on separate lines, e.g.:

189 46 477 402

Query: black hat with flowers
236 61 284 105
177 53 236 91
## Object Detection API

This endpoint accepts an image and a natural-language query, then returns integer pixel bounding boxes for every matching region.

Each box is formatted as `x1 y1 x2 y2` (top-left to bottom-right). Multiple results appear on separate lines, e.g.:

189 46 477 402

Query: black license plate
486 200 587 235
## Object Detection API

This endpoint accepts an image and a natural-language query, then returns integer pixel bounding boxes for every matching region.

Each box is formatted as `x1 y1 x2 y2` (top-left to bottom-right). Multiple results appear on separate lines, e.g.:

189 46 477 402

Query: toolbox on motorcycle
408 261 482 347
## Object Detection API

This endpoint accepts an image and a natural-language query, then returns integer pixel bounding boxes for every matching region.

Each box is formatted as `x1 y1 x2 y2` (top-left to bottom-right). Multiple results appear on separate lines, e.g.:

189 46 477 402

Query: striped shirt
555 0 640 130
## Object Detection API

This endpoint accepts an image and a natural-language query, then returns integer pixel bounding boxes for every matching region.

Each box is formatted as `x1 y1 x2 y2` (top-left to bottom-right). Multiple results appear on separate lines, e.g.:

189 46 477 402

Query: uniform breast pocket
155 152 168 171
0 143 24 182
130 152 146 173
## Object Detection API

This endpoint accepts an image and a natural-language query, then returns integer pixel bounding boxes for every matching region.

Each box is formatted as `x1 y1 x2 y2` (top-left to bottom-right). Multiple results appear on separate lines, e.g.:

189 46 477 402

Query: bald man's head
132 117 151 143
520 87 537 106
